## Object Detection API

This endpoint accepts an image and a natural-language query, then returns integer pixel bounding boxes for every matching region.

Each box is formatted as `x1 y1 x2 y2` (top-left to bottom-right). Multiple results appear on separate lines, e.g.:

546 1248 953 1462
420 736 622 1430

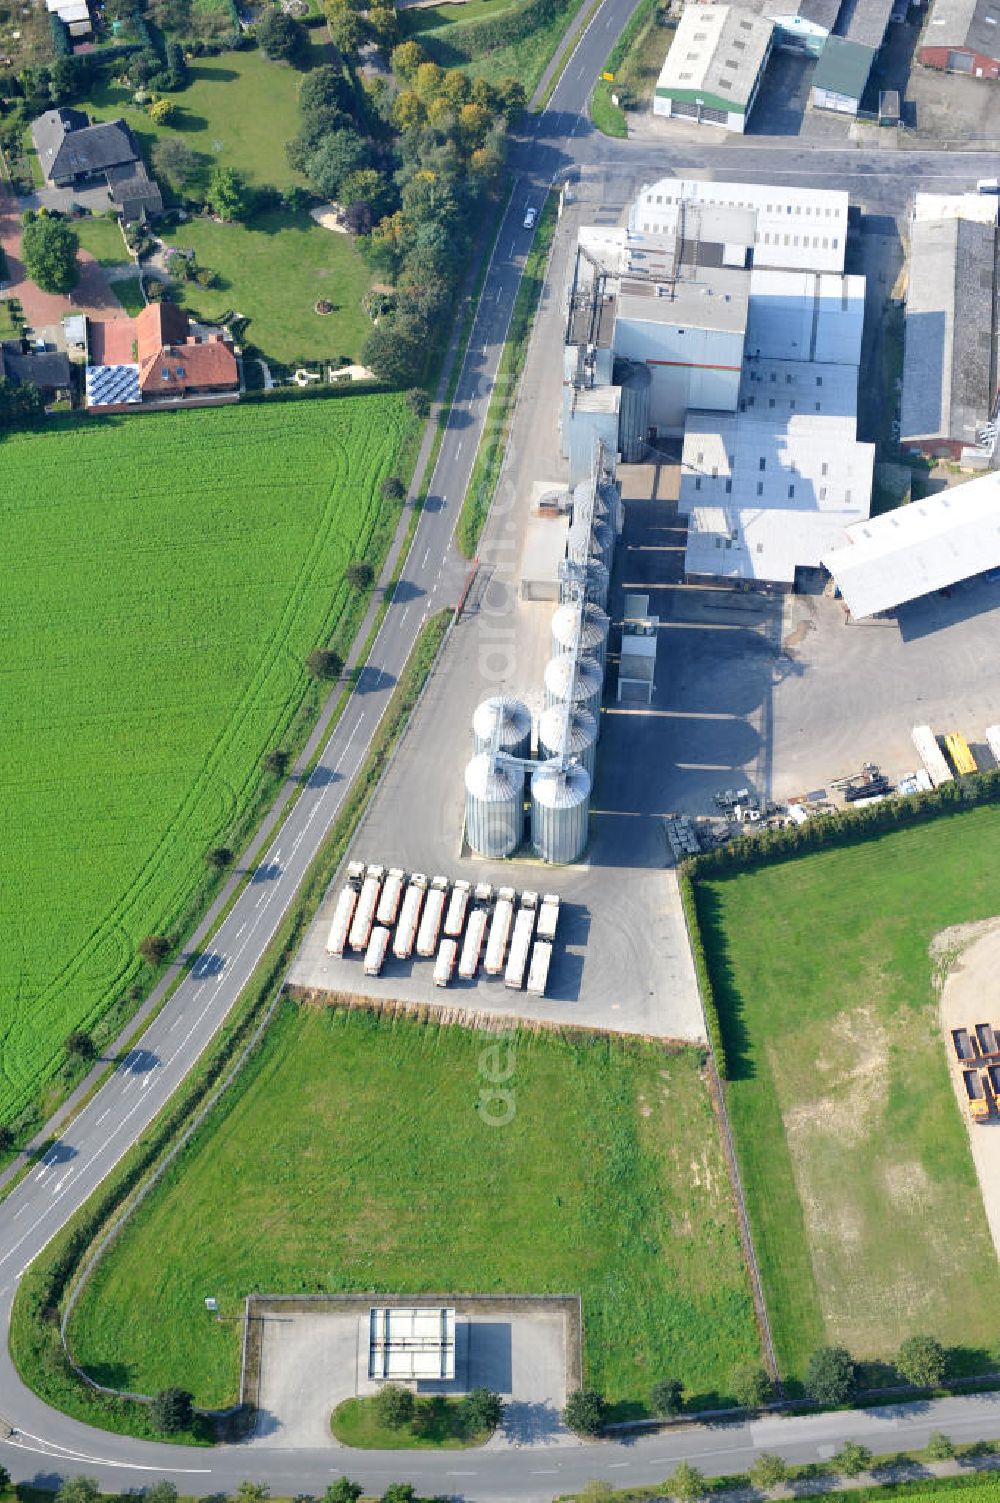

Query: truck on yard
536 893 561 943
485 887 517 976
505 899 538 990
364 925 390 977
444 879 471 938
526 939 552 997
349 865 384 952
952 1027 979 1064
963 1068 991 1122
393 873 428 960
416 875 450 958
376 867 406 927
434 938 458 988
975 1022 1000 1060
459 905 489 979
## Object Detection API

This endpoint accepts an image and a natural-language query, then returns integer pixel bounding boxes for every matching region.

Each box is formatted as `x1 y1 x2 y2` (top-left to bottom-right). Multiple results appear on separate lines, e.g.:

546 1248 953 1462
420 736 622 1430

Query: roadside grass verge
64 1005 758 1416
9 611 451 1444
590 0 670 137
693 803 1000 1385
456 191 556 557
331 1395 492 1449
406 0 592 94
558 1461 1000 1503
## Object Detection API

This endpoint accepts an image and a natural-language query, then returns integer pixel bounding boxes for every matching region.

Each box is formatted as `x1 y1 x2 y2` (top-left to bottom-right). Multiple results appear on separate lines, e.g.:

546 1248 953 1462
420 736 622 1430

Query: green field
0 395 416 1132
164 208 373 365
696 805 1000 1382
66 1005 760 1414
406 0 590 92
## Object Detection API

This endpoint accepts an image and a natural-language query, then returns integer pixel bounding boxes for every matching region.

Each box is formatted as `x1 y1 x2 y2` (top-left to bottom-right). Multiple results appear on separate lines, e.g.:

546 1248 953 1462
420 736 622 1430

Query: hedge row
49 12 71 56
678 870 728 1078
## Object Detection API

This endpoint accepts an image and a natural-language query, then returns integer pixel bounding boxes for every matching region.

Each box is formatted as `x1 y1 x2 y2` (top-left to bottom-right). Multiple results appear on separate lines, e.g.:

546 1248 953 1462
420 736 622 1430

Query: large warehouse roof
822 476 1000 618
680 411 874 518
899 214 996 447
656 5 774 111
839 0 895 50
739 357 858 422
923 0 1000 56
686 504 859 585
913 192 999 224
631 178 849 274
746 270 865 366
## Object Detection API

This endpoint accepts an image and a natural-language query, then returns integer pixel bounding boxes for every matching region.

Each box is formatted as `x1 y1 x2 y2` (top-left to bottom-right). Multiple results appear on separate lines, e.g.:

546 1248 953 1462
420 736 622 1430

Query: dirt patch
783 1007 889 1149
934 919 1000 1258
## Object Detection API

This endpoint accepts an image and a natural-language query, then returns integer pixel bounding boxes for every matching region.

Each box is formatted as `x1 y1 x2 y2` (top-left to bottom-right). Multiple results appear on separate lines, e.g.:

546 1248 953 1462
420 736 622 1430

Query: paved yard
252 1304 570 1450
0 187 131 328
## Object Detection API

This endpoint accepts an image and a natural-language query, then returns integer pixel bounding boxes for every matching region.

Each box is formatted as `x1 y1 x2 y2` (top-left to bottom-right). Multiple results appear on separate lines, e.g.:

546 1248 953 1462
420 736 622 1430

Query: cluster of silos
464 469 622 866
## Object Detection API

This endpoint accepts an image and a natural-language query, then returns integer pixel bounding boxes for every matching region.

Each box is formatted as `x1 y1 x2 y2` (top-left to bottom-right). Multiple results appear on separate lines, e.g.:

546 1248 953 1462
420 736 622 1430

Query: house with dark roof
85 302 240 411
920 0 1000 77
0 344 71 395
30 108 163 222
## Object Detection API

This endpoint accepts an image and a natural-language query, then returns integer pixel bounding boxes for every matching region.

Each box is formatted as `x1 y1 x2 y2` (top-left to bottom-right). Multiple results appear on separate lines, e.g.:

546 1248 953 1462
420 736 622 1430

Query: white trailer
459 906 489 979
349 867 384 952
364 925 391 977
444 879 471 938
911 724 954 787
376 867 406 927
433 938 458 988
416 875 450 958
326 885 358 956
526 939 552 997
393 874 428 959
987 725 1000 766
536 893 560 943
505 904 537 990
484 888 516 976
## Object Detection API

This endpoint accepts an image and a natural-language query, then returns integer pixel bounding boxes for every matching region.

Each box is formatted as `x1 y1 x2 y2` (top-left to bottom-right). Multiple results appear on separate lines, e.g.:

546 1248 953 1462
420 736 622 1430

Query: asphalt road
6 11 1000 1498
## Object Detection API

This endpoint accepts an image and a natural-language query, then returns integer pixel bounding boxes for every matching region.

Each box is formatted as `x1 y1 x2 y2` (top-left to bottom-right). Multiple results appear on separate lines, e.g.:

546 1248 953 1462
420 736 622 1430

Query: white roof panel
822 475 1000 618
686 504 857 584
747 270 865 366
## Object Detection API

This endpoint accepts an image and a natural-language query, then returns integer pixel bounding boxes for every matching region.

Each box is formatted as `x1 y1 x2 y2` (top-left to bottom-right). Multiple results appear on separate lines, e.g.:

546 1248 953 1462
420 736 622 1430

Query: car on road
523 206 537 229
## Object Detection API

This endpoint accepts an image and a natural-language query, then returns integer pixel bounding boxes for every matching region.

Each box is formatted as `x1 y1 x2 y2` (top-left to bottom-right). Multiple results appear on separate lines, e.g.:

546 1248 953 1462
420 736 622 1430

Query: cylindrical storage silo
591 519 615 570
464 753 524 859
537 704 598 780
581 558 610 609
472 694 532 760
531 760 591 864
550 601 610 671
617 361 652 463
543 653 603 720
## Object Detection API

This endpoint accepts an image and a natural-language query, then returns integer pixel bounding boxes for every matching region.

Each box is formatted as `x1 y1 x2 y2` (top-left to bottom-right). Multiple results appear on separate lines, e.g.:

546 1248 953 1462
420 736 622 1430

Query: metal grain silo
464 753 524 859
543 653 603 719
617 361 651 463
537 703 598 779
550 601 610 670
531 759 591 864
591 519 615 571
472 694 532 760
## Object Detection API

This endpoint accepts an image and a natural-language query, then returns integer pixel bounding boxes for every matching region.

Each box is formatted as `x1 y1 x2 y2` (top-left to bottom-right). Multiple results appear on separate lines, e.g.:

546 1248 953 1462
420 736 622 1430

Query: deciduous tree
563 1389 606 1436
649 1376 683 1416
832 1441 872 1478
897 1334 946 1390
375 1383 414 1429
805 1345 856 1407
21 211 79 294
306 647 344 680
150 1389 194 1434
750 1453 788 1491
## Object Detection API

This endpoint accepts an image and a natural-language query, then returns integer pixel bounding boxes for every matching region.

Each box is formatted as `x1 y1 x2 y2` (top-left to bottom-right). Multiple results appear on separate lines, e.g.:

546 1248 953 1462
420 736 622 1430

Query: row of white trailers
325 862 560 997
912 723 1000 787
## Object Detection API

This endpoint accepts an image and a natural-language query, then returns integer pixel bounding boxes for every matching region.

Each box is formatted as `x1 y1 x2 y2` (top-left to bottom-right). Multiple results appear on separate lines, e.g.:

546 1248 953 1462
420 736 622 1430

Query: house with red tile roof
86 301 240 411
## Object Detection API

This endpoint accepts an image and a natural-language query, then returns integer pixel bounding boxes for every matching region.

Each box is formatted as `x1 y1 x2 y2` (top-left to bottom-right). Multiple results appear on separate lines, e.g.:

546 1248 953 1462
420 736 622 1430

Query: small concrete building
368 1308 456 1383
920 0 1000 77
899 209 999 459
654 3 774 132
809 34 876 114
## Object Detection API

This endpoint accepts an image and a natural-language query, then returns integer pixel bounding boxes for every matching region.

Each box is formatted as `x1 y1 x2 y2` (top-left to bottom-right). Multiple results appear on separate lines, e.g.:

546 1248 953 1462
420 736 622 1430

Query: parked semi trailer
434 938 458 988
459 906 489 979
952 1027 979 1064
349 864 384 952
976 1022 1000 1060
326 885 358 956
989 1064 1000 1099
485 887 517 976
376 867 406 927
416 875 450 958
393 873 428 959
963 1068 991 1122
444 879 471 938
945 732 977 776
505 900 538 990
536 894 560 943
364 925 390 977
911 725 954 787
526 939 552 997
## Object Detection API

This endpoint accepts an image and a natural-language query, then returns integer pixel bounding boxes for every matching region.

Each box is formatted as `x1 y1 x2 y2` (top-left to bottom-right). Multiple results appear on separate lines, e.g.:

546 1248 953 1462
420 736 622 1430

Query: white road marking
456 440 463 459
422 546 431 568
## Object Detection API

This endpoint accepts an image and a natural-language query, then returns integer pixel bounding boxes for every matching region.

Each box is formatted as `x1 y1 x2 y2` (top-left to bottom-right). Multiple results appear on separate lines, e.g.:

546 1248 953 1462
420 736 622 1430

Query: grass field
331 1394 490 1449
696 805 1000 1383
66 1004 760 1415
406 0 590 92
591 1 671 136
0 395 417 1133
163 208 372 365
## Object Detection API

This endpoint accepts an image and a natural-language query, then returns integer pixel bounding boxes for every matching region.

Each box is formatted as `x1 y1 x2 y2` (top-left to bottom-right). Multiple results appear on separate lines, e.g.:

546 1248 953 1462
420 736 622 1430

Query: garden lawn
84 41 329 189
163 207 372 365
0 395 416 1132
66 1005 760 1415
73 215 132 267
696 804 1000 1383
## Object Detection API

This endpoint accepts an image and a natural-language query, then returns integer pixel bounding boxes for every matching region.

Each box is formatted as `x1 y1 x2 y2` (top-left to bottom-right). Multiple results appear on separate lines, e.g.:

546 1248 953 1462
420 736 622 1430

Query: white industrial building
653 4 774 132
368 1307 456 1382
745 270 865 365
822 473 1000 619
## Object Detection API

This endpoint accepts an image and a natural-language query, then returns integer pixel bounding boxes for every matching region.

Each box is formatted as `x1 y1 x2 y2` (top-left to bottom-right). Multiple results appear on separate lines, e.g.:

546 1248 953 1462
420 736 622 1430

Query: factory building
697 0 841 53
822 470 1000 618
653 4 774 131
899 195 999 461
808 34 876 113
920 0 1000 77
745 269 865 364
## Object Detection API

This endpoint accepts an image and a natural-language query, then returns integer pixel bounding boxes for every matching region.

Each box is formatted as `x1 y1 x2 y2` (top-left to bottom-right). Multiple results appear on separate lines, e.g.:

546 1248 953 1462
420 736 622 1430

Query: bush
750 1453 788 1491
345 560 374 590
150 1387 194 1433
374 1383 413 1429
925 1432 955 1460
563 1388 607 1436
65 1030 96 1062
460 1385 504 1433
306 647 344 680
668 1461 706 1502
138 934 171 966
406 386 430 417
805 1345 856 1407
206 846 233 870
731 1363 772 1411
649 1376 683 1416
897 1334 947 1389
264 748 289 776
832 1440 872 1478
679 872 727 1076
380 474 405 500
